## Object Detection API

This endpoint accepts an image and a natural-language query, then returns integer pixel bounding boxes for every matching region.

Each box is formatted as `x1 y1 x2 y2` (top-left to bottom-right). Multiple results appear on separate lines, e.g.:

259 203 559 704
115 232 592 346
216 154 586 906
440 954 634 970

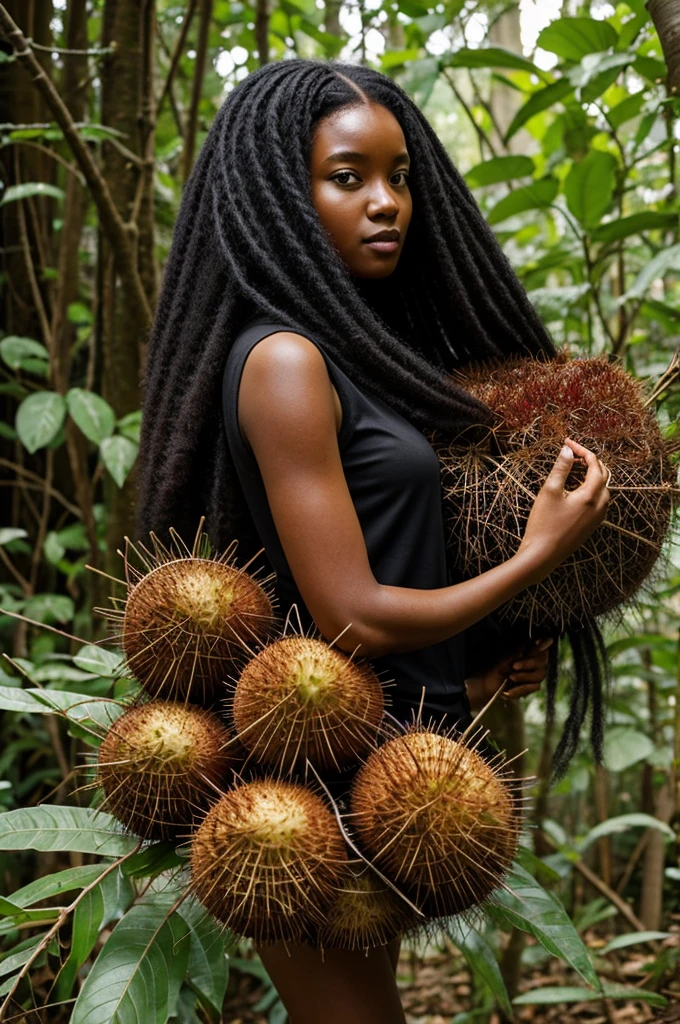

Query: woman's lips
363 240 399 253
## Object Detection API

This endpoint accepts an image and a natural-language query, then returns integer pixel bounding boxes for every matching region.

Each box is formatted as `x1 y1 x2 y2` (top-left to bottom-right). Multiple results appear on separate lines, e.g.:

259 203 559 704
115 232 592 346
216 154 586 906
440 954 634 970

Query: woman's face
310 102 412 280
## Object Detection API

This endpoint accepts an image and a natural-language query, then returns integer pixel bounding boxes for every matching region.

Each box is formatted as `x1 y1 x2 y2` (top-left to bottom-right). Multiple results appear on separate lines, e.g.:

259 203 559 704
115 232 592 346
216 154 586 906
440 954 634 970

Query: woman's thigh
256 939 406 1024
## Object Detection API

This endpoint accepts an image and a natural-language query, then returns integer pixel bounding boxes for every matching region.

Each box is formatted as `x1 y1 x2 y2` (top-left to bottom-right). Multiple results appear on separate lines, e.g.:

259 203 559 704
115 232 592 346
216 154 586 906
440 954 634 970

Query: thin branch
24 39 114 56
0 459 83 518
181 0 213 181
157 0 197 111
442 68 497 158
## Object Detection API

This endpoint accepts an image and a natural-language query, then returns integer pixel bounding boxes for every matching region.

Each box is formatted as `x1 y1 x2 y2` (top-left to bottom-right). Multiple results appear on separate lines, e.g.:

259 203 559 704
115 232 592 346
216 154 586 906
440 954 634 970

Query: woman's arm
238 333 609 659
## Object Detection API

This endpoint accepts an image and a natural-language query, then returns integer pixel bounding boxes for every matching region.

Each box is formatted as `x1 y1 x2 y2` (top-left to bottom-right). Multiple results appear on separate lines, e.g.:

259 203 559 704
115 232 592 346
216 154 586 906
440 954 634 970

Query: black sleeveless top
222 318 472 730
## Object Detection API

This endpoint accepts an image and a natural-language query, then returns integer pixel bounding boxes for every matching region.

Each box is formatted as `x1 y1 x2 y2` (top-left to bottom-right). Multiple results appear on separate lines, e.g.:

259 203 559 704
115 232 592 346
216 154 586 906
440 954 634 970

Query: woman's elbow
315 615 391 659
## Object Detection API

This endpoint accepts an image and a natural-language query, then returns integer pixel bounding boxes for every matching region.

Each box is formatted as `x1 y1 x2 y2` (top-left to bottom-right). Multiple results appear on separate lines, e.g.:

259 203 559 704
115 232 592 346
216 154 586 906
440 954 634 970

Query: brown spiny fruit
232 637 384 773
316 864 420 951
98 701 235 841
350 729 519 918
189 779 348 943
436 355 676 631
123 558 275 704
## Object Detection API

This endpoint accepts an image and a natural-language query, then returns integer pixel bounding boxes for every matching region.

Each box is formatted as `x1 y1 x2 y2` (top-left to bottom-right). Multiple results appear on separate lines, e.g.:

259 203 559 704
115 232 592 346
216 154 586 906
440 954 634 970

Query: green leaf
603 727 654 771
9 865 107 908
0 182 65 206
568 51 632 99
505 80 573 141
537 18 618 62
465 156 535 187
66 388 116 445
73 645 124 677
71 898 190 1024
592 211 678 244
0 336 49 370
23 593 74 624
177 899 230 1016
564 149 617 228
116 410 142 444
0 683 122 729
15 391 67 453
0 895 60 924
579 813 675 853
487 177 559 226
56 868 134 1000
527 284 590 321
380 48 422 70
0 939 44 979
514 984 666 1008
607 91 645 129
623 243 680 300
0 806 139 856
633 55 667 83
602 931 671 954
445 46 541 76
0 529 28 546
100 435 138 488
447 919 512 1017
487 863 599 989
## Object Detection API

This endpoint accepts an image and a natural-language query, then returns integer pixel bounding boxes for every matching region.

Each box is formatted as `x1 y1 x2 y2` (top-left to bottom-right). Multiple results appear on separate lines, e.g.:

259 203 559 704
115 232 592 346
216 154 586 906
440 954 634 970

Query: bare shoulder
238 331 337 445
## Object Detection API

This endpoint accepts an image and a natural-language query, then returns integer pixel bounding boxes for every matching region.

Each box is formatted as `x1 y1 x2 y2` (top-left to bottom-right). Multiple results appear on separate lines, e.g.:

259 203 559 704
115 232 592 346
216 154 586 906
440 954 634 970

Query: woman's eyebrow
322 149 410 164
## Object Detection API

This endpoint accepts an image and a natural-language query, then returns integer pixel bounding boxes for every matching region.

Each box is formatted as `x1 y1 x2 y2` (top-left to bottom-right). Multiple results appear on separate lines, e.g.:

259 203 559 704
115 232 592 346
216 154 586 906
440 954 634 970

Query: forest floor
223 915 680 1023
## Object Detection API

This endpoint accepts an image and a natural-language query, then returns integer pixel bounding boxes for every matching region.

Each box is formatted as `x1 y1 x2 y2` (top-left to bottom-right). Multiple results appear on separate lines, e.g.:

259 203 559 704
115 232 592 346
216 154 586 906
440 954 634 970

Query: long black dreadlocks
136 57 605 777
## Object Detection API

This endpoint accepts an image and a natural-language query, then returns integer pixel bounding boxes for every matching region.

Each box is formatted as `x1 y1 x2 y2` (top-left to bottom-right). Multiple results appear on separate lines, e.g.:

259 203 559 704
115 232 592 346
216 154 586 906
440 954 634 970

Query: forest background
0 0 680 1021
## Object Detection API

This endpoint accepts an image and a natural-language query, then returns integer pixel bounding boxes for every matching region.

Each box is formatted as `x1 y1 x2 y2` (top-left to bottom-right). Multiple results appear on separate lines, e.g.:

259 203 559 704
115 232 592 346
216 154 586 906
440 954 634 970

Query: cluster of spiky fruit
436 355 677 631
95 524 520 950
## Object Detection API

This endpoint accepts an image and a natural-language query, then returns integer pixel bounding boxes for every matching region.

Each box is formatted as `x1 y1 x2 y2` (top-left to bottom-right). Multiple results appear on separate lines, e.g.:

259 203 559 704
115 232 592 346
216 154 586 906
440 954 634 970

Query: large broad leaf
71 898 190 1024
564 149 617 228
514 984 666 1008
0 806 138 856
592 211 678 244
15 391 67 453
487 863 599 989
537 17 618 62
66 388 116 445
100 435 138 488
578 813 675 854
505 80 573 141
177 898 230 1017
0 337 50 370
487 177 558 226
0 182 65 205
623 243 680 300
603 727 654 772
445 46 541 76
447 919 512 1017
465 156 535 187
73 645 125 677
0 683 123 730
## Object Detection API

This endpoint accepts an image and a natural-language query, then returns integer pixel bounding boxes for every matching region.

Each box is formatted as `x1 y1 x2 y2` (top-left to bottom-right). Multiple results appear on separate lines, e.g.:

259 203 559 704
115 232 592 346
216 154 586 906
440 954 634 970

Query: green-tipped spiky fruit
232 637 384 773
98 701 236 841
123 558 275 703
350 729 519 917
190 778 348 944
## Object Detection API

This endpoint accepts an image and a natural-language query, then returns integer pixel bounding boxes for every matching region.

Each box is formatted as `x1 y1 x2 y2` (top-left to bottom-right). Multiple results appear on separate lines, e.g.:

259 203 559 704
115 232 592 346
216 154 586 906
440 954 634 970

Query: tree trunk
99 0 156 570
648 0 680 95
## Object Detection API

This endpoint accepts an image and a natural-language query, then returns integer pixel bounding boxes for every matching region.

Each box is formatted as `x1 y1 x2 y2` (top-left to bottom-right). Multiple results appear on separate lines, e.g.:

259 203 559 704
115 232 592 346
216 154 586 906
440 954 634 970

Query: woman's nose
366 180 399 217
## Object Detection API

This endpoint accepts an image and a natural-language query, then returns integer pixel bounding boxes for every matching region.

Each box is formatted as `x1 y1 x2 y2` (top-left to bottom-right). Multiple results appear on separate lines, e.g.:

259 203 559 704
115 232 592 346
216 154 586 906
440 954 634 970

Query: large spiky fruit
231 637 384 773
190 779 348 943
122 557 276 704
437 355 676 631
98 701 236 841
350 729 520 918
316 864 419 951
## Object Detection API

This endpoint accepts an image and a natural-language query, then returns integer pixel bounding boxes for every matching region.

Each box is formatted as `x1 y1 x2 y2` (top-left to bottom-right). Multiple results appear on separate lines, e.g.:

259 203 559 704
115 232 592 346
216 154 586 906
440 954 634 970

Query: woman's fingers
503 682 541 700
564 437 610 497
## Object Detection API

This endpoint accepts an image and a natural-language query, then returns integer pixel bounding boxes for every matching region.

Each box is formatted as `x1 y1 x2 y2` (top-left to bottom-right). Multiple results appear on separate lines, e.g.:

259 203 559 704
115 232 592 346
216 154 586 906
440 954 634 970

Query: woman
137 58 609 1024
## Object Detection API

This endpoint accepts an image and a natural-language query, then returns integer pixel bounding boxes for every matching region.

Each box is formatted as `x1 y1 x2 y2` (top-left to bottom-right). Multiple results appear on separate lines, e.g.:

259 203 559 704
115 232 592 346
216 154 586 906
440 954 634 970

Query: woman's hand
465 637 553 710
517 437 610 584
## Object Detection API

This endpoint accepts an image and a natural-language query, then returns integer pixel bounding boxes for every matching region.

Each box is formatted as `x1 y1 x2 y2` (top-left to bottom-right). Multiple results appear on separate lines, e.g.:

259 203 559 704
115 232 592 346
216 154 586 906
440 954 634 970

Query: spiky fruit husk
189 778 349 944
232 637 384 773
350 730 519 918
123 558 275 703
315 864 419 951
98 701 235 841
437 356 676 631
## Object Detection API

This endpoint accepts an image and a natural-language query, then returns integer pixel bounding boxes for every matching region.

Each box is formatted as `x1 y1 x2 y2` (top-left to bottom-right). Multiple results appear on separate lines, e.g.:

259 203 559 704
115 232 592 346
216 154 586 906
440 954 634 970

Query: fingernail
561 444 573 458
